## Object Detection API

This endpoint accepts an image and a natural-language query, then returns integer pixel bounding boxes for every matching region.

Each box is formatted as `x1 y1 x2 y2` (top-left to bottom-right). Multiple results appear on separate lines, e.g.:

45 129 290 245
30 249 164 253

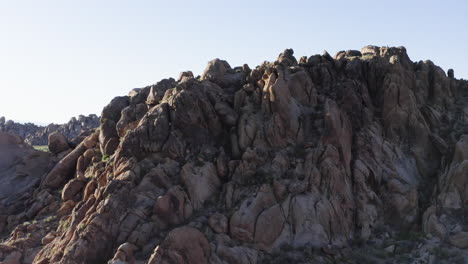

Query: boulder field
1 46 468 263
0 114 99 146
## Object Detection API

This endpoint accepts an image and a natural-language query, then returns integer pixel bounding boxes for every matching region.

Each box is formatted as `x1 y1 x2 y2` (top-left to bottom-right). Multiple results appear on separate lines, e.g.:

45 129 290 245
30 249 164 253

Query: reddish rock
41 233 56 246
148 226 210 264
3 46 468 264
41 131 98 189
154 186 193 225
61 179 85 201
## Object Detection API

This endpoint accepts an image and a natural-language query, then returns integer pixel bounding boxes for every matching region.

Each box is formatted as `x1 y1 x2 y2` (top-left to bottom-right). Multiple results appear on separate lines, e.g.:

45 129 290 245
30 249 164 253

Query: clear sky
1 0 467 124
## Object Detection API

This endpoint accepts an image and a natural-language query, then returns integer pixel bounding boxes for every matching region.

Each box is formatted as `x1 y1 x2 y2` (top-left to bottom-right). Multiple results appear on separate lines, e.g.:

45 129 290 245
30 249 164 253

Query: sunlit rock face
2 46 468 264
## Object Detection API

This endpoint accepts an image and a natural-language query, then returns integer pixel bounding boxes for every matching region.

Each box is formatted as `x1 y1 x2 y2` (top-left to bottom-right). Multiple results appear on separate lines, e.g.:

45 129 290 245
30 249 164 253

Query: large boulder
61 178 85 201
146 78 176 106
201 58 245 88
48 131 70 154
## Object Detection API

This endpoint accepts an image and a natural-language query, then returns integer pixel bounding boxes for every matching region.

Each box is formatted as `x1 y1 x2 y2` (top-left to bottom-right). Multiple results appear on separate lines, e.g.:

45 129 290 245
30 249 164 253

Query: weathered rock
56 200 76 216
0 115 99 146
61 179 85 201
100 96 129 155
3 46 468 264
208 213 228 234
41 132 97 189
201 58 245 88
48 132 70 154
254 203 287 250
109 242 138 264
230 185 277 242
213 244 258 264
0 250 22 264
154 186 193 225
0 132 51 208
361 45 380 55
277 48 297 66
448 68 454 79
41 233 56 246
449 232 468 249
146 78 176 106
119 103 170 159
148 226 210 264
180 162 221 209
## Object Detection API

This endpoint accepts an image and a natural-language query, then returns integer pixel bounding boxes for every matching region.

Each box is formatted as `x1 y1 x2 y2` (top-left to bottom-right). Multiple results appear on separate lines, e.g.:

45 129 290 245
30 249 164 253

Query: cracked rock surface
1 46 468 264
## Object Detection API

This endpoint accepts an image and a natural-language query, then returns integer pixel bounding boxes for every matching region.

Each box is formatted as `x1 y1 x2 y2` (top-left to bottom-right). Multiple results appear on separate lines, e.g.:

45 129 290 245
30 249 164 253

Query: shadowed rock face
0 133 51 207
1 46 468 264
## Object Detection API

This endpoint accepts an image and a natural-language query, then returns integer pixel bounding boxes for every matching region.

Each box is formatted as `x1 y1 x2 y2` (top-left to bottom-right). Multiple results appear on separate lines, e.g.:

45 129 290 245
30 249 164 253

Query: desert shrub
33 145 49 152
101 154 110 162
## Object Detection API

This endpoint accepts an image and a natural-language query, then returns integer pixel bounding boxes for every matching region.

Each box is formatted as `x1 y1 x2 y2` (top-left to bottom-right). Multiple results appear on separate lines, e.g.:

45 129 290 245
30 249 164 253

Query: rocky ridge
0 114 99 146
0 46 467 264
0 118 42 141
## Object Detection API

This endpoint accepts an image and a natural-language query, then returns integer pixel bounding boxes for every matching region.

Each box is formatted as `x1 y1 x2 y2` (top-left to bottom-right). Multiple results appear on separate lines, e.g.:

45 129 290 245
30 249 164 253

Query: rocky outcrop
41 131 99 189
0 114 99 146
0 119 41 140
28 114 99 146
1 46 468 264
47 132 70 154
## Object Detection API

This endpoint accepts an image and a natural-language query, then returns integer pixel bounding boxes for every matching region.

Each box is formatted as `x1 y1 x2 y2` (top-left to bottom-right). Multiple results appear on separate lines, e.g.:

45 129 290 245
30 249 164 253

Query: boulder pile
0 114 99 146
0 119 41 140
1 46 468 264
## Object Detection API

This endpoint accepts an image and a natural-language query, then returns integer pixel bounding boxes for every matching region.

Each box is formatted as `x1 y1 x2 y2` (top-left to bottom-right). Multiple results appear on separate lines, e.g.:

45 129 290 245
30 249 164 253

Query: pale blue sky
0 0 466 124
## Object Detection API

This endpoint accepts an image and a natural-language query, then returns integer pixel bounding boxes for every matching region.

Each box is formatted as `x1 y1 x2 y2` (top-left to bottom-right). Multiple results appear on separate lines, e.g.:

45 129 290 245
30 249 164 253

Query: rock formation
0 119 42 140
1 46 468 264
0 131 54 259
0 114 99 146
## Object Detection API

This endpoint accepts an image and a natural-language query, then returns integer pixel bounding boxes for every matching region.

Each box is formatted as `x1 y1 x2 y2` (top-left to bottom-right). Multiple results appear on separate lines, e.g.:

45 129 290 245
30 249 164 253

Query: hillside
0 46 467 264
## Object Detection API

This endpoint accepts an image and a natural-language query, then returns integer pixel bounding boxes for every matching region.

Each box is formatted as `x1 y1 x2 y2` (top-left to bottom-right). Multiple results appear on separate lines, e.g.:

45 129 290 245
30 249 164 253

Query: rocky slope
1 46 468 264
0 132 53 234
0 114 99 146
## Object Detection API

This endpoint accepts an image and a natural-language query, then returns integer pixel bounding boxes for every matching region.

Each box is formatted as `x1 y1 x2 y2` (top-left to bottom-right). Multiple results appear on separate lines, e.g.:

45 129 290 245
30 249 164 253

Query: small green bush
59 218 71 231
44 215 57 223
101 154 110 162
33 145 49 152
